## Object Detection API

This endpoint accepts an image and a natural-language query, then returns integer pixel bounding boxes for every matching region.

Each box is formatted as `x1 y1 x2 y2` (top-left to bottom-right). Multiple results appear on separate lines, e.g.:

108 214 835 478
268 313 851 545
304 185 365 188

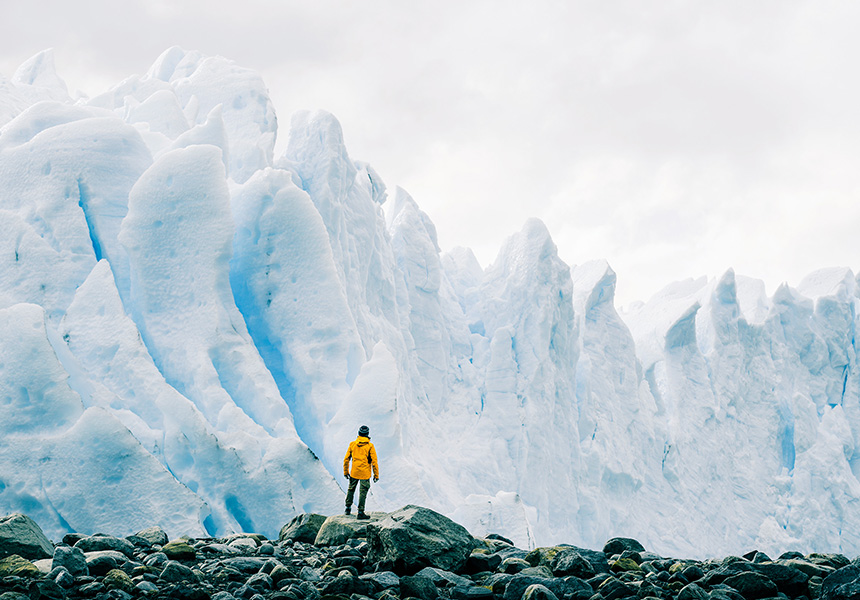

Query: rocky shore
0 507 857 600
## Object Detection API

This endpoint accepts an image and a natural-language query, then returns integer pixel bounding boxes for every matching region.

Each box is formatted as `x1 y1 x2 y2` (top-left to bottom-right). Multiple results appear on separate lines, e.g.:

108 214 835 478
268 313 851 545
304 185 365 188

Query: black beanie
358 425 370 437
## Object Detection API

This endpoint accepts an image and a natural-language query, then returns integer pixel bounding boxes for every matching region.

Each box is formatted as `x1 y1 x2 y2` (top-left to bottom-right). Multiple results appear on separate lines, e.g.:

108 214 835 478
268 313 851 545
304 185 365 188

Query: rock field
0 507 857 600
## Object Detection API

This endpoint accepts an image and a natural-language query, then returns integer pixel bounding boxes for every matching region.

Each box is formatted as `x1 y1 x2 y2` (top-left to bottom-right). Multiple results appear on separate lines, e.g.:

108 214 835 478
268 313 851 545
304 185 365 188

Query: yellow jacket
343 436 379 480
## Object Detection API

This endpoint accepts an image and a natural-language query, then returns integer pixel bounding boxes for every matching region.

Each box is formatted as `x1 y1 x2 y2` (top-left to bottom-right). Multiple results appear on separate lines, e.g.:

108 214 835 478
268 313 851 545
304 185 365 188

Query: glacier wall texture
1 48 859 558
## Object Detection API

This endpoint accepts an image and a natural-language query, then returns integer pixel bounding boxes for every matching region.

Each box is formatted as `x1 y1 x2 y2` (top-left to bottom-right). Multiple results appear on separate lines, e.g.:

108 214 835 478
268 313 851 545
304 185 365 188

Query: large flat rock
314 513 386 546
366 505 477 574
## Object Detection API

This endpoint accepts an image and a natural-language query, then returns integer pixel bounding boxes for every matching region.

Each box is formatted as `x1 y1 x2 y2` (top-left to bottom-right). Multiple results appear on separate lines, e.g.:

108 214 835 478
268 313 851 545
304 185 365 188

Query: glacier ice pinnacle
1 47 859 557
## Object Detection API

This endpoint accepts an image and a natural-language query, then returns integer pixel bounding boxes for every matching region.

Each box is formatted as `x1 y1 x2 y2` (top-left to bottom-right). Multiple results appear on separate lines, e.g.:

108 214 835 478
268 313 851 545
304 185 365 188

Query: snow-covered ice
1 48 860 557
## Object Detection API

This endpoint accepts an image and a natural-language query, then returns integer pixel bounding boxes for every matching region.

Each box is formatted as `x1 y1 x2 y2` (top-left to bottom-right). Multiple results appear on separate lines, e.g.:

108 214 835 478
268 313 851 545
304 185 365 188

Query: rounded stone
144 552 168 567
366 506 478 574
522 584 560 600
160 560 196 583
162 540 197 561
136 581 159 594
133 527 169 547
603 538 646 557
611 558 642 573
279 514 328 545
0 555 41 578
501 557 531 574
75 536 135 557
104 568 135 593
51 546 88 577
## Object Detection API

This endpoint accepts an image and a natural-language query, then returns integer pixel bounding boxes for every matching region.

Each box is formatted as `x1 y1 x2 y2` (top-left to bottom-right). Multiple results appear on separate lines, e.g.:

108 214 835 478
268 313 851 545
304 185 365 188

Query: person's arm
343 444 352 479
370 444 379 481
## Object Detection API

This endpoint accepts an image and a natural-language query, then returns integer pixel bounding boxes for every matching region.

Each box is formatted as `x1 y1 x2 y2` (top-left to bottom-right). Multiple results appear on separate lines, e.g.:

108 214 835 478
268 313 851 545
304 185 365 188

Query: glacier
1 48 859 558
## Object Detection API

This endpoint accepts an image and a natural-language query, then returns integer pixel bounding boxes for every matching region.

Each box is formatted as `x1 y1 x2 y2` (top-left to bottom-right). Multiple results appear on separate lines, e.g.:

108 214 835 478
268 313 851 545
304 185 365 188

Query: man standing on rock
343 425 379 519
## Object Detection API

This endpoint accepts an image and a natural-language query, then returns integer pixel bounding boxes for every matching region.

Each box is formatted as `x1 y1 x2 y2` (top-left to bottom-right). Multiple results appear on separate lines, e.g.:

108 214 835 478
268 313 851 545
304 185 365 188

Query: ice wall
1 48 859 556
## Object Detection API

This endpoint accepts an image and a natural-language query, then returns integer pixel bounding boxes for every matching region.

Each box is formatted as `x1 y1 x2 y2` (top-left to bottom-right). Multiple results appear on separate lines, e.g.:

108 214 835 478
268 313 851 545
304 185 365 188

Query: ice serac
279 111 422 479
281 111 406 361
0 304 83 435
470 219 580 543
12 50 69 100
229 166 363 460
90 46 275 183
441 246 484 314
0 50 70 127
777 269 860 552
570 260 662 547
59 260 341 537
387 187 474 414
0 102 152 319
0 303 207 539
119 145 294 445
623 266 860 556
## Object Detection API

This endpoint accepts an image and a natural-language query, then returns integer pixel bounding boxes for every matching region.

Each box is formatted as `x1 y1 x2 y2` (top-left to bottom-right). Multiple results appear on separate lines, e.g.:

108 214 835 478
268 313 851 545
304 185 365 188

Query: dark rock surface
51 546 88 577
315 513 385 547
280 515 327 545
820 565 860 600
366 505 478 573
0 508 856 600
603 538 646 557
74 535 136 558
0 514 54 560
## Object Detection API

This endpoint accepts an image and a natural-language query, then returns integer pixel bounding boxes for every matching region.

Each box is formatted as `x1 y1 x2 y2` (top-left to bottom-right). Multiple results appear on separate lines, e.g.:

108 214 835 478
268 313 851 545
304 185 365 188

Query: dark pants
345 477 370 513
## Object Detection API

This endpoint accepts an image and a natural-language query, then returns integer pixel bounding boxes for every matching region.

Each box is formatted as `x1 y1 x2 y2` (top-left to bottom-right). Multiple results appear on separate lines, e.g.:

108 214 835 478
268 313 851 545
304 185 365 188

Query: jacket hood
355 436 370 444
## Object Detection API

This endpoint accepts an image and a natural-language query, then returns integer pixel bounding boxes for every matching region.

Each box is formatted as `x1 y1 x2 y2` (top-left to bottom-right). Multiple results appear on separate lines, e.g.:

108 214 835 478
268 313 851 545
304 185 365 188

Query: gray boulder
415 566 473 587
28 579 65 600
752 562 809 598
400 575 439 600
820 565 860 600
144 552 168 567
551 549 595 578
159 561 196 583
32 559 53 574
451 587 495 600
360 571 400 591
778 559 835 579
523 584 560 600
51 567 74 589
678 583 709 600
463 551 502 574
0 514 53 560
136 581 159 594
722 572 779 600
85 553 118 576
300 566 322 581
75 535 135 557
366 505 477 574
571 546 610 574
596 577 636 600
221 557 267 573
133 526 168 547
314 513 385 546
279 514 327 545
504 576 568 600
51 546 87 577
602 538 645 557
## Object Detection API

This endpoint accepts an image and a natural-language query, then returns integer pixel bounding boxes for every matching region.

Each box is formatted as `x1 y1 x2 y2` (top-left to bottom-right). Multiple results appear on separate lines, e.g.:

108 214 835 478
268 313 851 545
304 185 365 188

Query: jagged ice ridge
1 48 859 558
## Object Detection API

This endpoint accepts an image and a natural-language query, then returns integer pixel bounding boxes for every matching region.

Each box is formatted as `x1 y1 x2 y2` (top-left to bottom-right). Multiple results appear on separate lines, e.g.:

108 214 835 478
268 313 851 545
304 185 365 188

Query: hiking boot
356 512 370 520
344 506 351 515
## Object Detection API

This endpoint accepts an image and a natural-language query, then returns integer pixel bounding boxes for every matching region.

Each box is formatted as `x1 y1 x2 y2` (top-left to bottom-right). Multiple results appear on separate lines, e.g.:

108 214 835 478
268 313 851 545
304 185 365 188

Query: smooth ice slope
2 49 860 557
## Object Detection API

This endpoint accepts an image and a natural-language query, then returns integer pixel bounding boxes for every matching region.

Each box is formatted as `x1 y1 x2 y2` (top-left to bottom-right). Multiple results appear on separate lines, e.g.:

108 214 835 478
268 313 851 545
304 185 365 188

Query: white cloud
3 0 860 305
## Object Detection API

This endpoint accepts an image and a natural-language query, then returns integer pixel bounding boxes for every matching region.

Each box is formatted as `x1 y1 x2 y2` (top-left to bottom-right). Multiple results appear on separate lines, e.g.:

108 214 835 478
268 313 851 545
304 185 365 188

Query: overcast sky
3 0 859 306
